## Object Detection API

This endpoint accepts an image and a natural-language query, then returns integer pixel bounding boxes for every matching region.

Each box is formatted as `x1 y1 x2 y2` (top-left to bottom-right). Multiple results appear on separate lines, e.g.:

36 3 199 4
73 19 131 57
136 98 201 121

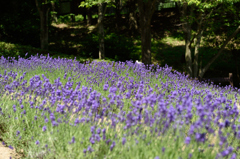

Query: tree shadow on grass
49 19 140 62
151 40 235 79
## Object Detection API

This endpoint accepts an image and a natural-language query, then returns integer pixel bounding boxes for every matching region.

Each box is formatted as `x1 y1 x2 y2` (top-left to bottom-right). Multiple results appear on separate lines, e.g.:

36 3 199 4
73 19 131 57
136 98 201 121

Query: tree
87 7 93 25
80 0 114 59
35 0 52 50
97 3 107 59
174 0 240 78
50 1 58 23
137 0 157 67
114 0 123 30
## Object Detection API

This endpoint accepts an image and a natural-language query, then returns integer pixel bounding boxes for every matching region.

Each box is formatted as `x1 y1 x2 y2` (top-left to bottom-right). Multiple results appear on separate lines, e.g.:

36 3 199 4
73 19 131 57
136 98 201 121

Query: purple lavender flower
103 134 106 140
35 140 40 145
51 121 58 127
87 146 93 153
221 147 233 157
50 113 55 121
109 86 117 94
103 83 109 91
57 118 62 123
90 137 95 145
16 130 20 136
96 128 101 134
91 126 95 134
106 139 111 145
74 118 80 126
102 128 106 134
9 145 13 150
185 136 191 145
122 137 126 145
225 119 230 128
71 136 75 143
69 136 75 144
188 153 192 159
95 134 101 142
42 126 47 132
64 73 67 79
110 141 115 151
231 153 237 159
162 147 165 153
195 133 206 143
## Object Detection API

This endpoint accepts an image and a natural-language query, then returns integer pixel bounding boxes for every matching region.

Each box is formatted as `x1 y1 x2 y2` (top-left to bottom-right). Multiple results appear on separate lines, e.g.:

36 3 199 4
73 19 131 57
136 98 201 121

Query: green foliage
0 41 61 61
200 1 240 49
79 0 116 8
57 14 75 23
0 0 40 47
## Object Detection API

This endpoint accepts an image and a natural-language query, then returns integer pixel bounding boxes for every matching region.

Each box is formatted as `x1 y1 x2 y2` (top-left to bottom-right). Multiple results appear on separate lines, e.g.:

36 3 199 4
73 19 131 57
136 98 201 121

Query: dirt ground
0 142 21 159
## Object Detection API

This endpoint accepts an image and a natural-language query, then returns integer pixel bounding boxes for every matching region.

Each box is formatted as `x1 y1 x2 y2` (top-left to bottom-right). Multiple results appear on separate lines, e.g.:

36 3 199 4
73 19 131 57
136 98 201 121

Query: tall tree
137 0 157 67
97 3 107 59
80 0 114 59
87 7 93 25
35 0 52 50
114 0 122 30
175 0 240 78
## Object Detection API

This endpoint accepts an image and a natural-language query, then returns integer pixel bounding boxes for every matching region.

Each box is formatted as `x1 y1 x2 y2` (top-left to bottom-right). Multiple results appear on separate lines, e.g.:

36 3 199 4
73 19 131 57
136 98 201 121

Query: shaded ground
48 10 182 58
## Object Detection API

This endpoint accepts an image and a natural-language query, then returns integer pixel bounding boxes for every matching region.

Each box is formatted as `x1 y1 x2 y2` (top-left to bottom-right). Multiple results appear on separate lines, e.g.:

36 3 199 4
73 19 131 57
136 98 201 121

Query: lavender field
0 54 240 159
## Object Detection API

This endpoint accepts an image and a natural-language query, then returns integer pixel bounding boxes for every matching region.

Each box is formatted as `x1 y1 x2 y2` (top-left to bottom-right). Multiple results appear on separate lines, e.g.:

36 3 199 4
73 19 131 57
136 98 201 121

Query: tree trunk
87 8 92 26
71 14 75 22
137 0 156 68
141 23 152 67
35 0 50 50
127 0 138 30
82 7 87 23
182 3 194 77
93 4 107 30
115 0 122 30
50 1 58 23
198 25 240 78
98 3 105 59
193 30 203 78
193 12 204 78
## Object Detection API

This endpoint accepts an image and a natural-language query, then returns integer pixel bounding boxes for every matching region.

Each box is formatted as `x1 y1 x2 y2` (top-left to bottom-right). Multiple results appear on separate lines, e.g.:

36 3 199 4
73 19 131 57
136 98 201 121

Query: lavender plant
0 53 240 159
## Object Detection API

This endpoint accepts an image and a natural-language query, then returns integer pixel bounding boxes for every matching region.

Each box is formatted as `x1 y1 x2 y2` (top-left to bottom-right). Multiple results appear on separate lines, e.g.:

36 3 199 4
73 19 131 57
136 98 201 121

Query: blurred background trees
0 0 240 88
